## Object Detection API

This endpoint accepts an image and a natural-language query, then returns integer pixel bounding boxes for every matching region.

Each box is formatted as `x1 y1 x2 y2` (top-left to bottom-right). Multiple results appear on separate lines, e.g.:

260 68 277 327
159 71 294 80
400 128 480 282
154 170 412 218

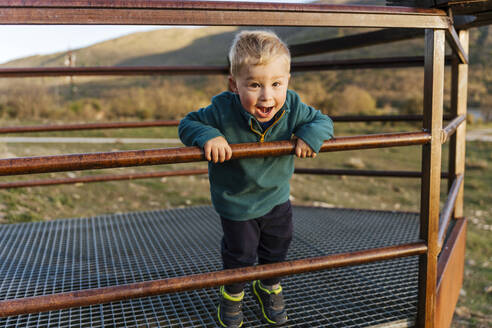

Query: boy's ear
228 76 238 93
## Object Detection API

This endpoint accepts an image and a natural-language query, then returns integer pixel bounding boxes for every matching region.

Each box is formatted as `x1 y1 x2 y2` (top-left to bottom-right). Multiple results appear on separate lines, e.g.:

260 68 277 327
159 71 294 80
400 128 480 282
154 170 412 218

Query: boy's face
230 56 290 123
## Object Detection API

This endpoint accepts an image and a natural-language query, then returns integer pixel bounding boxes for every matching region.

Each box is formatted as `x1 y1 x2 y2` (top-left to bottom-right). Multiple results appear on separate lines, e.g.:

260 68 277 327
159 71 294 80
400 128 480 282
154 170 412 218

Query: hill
0 17 490 122
3 26 238 68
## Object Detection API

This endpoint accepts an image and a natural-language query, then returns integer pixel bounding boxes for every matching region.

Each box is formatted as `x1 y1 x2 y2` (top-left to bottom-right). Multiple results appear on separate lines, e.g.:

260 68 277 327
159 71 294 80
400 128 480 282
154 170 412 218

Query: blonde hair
228 30 291 77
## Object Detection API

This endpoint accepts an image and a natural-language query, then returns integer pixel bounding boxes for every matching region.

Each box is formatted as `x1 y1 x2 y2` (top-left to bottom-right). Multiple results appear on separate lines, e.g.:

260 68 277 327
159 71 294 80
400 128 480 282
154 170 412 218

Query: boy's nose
260 87 273 100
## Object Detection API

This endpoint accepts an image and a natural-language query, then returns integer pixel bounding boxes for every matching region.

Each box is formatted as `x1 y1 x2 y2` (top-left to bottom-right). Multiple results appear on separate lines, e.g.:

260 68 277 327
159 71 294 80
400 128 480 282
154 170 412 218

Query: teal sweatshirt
178 89 334 221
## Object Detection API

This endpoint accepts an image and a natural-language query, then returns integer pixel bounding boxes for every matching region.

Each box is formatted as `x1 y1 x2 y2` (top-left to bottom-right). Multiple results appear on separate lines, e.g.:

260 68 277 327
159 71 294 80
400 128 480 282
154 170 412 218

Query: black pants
220 200 293 294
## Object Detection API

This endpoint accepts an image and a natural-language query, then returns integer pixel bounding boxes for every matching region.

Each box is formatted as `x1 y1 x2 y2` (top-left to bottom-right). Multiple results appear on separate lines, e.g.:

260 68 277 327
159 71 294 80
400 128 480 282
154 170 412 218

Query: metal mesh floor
0 206 421 327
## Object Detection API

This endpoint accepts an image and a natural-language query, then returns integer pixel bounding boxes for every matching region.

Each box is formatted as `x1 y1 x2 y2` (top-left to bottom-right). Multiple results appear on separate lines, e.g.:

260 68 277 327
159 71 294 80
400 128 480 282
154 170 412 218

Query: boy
179 30 333 327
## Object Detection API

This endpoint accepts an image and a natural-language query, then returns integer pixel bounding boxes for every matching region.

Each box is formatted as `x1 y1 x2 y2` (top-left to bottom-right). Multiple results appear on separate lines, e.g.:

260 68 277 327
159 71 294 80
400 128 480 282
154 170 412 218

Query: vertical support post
449 29 469 218
418 28 445 328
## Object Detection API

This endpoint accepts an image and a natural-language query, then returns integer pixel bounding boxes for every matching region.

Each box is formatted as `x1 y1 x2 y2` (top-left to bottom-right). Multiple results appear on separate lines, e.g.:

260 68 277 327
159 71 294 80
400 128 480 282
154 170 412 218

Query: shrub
401 97 423 115
332 85 377 115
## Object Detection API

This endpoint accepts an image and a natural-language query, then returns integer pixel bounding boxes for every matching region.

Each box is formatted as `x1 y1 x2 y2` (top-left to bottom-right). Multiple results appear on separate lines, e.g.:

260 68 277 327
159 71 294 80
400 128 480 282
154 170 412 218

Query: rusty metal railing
0 168 451 190
0 132 430 176
0 2 450 28
0 120 181 134
0 115 456 135
441 115 466 144
0 242 427 317
0 56 453 78
0 169 209 189
0 2 467 327
438 174 464 250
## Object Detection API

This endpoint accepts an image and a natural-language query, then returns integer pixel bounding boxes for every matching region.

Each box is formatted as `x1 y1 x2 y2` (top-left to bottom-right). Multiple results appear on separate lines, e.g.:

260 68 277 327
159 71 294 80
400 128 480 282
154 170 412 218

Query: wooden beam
290 28 423 57
417 28 445 328
0 1 450 28
448 29 469 219
446 25 468 64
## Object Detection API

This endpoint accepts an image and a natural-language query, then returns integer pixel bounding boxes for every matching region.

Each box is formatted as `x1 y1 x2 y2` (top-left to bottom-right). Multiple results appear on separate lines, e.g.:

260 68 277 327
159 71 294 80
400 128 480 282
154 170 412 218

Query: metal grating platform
0 206 421 327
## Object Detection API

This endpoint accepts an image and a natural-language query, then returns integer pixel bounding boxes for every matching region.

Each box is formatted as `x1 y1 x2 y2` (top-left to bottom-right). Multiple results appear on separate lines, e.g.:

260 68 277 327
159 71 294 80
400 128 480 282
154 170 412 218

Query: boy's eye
249 83 261 88
273 82 281 87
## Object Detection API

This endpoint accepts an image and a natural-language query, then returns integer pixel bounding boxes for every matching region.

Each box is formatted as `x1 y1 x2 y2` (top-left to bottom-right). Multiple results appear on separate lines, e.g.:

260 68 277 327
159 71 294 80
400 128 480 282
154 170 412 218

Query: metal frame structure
0 1 471 327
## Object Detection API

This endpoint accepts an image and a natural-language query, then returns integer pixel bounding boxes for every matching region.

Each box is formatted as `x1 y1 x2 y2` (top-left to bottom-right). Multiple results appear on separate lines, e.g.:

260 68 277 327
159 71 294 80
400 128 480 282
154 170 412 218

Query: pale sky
0 0 314 64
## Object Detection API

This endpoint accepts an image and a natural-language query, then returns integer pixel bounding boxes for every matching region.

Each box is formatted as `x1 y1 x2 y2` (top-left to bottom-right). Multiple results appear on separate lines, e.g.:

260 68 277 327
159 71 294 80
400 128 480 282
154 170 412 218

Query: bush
0 81 61 119
332 85 377 115
401 97 423 115
290 72 337 115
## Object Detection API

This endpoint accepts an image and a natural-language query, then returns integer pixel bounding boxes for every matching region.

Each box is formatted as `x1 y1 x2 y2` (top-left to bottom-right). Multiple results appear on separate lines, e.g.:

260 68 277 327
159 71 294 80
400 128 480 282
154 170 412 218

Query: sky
0 0 314 65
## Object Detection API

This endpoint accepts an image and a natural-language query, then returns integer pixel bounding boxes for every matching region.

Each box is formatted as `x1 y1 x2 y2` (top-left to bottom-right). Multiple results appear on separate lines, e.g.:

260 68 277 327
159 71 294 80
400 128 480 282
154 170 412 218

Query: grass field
0 121 490 327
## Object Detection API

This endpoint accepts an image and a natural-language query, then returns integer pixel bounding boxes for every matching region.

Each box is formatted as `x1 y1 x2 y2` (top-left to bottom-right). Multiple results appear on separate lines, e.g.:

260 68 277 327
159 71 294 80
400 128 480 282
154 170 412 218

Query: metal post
417 28 445 328
449 29 469 218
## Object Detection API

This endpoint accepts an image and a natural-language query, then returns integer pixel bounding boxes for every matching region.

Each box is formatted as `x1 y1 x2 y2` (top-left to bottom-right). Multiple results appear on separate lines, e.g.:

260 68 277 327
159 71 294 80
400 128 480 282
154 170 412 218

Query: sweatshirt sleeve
178 102 225 148
292 92 334 153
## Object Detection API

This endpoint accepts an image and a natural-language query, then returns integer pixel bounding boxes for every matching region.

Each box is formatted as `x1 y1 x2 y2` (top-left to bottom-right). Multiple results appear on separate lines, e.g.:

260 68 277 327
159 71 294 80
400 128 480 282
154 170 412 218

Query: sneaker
217 286 244 328
251 280 288 325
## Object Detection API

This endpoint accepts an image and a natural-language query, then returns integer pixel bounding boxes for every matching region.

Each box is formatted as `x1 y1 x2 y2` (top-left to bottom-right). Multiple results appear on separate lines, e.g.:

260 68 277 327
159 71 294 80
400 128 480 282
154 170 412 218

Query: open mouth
257 106 274 116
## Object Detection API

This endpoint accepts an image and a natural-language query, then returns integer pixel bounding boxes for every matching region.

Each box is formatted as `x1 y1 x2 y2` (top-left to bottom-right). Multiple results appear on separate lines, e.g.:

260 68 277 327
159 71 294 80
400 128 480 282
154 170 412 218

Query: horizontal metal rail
0 56 453 78
0 120 181 134
295 168 450 179
0 1 445 13
0 132 431 176
438 174 464 250
441 115 466 144
290 28 423 57
0 169 209 189
0 115 455 135
292 56 452 71
0 168 451 190
0 66 227 78
0 2 449 28
290 27 467 63
0 241 427 318
330 114 453 122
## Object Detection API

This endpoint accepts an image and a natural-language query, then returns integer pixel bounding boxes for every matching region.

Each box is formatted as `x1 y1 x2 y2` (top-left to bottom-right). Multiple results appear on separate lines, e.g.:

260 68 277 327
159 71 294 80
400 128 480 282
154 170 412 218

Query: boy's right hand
204 136 232 163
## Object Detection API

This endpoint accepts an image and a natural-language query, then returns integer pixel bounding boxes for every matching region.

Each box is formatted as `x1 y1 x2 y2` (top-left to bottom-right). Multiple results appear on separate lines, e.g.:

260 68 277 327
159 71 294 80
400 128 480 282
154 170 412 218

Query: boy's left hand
295 138 317 158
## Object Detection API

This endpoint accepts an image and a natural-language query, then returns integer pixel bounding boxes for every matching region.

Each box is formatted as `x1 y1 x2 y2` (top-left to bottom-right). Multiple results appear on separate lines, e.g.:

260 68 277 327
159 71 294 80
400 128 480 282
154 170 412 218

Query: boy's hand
204 136 232 163
295 138 317 158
